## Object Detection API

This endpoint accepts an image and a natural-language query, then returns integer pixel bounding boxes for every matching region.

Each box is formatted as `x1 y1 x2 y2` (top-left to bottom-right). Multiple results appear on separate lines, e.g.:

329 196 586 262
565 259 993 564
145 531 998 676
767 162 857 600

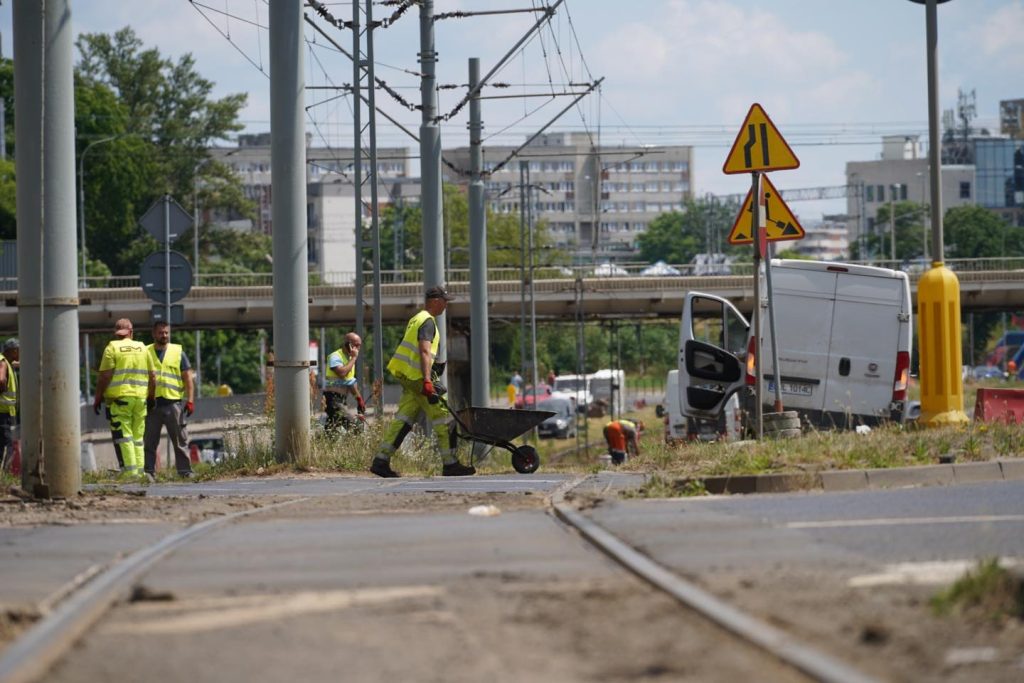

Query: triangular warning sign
722 103 800 175
727 176 805 245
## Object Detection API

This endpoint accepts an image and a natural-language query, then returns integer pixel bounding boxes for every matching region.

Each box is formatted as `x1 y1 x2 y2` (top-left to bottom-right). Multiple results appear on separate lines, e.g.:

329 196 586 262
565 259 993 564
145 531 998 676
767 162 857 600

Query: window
866 185 875 202
877 185 885 202
899 184 908 200
960 181 971 199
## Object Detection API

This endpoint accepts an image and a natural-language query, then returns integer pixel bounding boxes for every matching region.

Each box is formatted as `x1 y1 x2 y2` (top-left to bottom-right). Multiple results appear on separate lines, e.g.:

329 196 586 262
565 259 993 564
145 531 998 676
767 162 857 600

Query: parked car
972 365 1004 380
188 436 232 465
592 262 629 277
512 382 552 409
536 395 577 439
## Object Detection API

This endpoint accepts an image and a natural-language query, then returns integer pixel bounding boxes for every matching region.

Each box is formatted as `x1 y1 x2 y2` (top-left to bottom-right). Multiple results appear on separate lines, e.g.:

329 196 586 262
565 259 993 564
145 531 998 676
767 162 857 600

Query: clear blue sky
3 0 1022 218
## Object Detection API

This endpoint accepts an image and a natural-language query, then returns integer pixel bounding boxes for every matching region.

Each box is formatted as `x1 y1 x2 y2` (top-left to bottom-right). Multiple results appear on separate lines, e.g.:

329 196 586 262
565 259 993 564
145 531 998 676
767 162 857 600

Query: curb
674 459 1024 495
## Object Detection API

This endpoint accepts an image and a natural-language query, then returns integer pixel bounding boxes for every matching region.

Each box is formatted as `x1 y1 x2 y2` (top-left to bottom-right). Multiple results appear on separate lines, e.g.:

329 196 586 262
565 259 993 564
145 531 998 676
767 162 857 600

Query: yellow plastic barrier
917 263 969 425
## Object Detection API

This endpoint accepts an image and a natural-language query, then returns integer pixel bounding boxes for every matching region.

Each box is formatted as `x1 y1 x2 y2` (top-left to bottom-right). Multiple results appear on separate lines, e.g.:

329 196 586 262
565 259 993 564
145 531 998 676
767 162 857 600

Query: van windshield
554 378 585 392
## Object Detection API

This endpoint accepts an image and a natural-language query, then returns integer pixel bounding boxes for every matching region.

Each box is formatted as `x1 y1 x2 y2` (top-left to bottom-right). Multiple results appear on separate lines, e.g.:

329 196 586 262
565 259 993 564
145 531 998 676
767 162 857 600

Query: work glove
423 380 439 405
184 401 194 417
146 398 156 411
93 397 103 415
356 396 366 414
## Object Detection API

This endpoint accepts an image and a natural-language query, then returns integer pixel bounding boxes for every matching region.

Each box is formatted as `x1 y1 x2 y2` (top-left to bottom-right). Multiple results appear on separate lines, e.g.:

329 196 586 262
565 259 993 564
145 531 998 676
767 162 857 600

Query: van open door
678 293 749 419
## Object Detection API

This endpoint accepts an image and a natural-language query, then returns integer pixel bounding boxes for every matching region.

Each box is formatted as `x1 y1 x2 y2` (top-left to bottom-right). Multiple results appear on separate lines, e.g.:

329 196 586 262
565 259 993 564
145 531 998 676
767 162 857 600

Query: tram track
0 476 882 683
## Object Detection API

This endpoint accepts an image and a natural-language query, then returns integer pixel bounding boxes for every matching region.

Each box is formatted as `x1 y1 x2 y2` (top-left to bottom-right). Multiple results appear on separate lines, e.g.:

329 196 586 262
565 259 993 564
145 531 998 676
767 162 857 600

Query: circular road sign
140 250 193 304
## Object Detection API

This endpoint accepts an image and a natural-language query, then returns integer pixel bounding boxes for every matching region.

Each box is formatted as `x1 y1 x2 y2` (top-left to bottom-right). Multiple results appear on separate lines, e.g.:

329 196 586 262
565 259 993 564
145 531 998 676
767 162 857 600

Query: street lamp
77 134 119 401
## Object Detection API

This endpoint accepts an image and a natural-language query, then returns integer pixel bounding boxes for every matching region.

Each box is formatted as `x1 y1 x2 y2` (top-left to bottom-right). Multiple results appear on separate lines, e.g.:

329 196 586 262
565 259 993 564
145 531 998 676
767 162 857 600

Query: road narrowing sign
722 103 800 174
727 175 805 245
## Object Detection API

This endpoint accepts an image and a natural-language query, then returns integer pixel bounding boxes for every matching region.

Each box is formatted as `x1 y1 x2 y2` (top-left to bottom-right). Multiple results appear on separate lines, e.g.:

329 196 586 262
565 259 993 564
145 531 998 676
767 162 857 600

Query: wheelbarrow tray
455 407 555 443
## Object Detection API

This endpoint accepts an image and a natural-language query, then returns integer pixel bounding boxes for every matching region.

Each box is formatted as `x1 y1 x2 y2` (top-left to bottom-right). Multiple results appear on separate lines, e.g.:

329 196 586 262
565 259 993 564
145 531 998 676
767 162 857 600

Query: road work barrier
974 388 1024 424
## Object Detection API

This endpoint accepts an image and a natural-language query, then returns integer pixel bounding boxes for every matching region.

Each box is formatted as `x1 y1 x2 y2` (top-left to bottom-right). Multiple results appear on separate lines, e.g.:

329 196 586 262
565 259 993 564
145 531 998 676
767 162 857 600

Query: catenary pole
351 0 365 386
468 57 490 407
13 0 82 498
269 0 311 461
519 161 527 384
365 0 384 409
419 0 447 364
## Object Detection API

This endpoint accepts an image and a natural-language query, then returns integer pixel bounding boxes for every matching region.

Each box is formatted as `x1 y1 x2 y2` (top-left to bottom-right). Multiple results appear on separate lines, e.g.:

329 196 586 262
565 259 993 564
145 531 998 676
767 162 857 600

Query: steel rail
549 478 881 683
0 497 310 683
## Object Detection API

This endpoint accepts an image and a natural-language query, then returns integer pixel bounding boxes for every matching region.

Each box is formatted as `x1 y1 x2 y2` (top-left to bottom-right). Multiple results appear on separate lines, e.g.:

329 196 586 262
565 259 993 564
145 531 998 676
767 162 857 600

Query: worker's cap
113 318 134 337
425 285 453 301
2 338 18 352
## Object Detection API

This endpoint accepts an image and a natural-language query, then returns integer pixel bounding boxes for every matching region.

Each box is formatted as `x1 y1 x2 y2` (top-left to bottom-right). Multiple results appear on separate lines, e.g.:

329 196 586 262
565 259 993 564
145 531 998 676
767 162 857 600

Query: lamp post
77 134 118 401
192 158 211 398
908 0 967 425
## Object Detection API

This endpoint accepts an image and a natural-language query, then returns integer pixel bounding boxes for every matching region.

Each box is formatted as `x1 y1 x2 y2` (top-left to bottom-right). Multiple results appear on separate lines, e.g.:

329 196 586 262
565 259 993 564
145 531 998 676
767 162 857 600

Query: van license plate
768 380 813 397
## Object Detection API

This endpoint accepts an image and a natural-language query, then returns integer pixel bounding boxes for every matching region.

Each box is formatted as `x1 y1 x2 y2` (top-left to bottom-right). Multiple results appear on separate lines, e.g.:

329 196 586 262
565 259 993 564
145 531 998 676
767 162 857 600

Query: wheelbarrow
442 397 554 474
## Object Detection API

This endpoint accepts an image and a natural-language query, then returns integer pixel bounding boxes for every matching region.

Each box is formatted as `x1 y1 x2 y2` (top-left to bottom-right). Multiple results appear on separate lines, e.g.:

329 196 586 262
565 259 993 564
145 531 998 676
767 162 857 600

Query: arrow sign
723 103 800 174
728 175 805 245
139 195 193 244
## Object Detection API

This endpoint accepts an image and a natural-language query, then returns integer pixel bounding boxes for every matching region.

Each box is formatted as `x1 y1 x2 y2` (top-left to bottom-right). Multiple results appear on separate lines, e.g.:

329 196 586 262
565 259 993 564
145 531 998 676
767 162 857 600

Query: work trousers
324 390 358 436
0 412 15 471
144 401 191 475
376 377 456 464
107 397 146 472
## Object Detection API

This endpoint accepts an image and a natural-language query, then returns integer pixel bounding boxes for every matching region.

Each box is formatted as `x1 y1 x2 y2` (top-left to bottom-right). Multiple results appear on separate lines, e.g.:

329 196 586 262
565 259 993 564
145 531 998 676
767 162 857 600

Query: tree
850 201 927 262
944 205 1023 259
635 198 742 265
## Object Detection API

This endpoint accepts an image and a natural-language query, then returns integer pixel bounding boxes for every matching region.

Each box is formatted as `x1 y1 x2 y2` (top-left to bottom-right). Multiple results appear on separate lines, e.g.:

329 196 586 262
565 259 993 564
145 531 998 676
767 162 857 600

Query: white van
552 374 593 413
589 368 626 417
678 260 912 430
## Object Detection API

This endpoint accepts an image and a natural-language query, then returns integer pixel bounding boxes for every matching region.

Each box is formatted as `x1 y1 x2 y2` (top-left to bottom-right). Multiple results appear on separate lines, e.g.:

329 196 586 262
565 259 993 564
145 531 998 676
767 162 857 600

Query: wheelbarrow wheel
511 445 540 474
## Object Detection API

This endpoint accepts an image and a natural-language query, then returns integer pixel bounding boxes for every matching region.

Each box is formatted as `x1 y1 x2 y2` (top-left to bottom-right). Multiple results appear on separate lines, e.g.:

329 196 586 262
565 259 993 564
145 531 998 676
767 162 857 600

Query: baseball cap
2 338 18 352
425 285 453 301
113 318 134 337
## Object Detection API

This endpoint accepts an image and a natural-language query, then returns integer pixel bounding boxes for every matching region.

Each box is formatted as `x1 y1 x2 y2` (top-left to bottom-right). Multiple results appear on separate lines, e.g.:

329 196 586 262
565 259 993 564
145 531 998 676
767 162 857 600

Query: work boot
370 459 400 478
442 461 476 477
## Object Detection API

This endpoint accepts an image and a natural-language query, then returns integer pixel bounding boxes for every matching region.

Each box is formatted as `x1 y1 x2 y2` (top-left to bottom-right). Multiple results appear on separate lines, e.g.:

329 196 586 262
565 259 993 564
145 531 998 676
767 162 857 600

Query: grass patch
620 473 707 499
931 558 1024 625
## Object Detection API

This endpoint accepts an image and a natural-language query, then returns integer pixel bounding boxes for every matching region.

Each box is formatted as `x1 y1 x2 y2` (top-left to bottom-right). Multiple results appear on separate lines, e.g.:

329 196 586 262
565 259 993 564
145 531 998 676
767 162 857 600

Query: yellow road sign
722 103 800 174
727 175 805 245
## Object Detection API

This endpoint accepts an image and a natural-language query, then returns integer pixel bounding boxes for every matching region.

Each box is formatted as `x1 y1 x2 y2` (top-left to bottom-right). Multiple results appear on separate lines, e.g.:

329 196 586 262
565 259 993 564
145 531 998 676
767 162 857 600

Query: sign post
723 103 801 438
139 196 193 328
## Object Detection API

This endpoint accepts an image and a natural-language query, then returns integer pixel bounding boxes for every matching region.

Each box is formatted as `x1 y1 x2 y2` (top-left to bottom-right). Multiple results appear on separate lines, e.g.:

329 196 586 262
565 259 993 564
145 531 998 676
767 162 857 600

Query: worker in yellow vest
143 320 196 480
370 286 475 478
324 332 365 436
93 319 156 476
0 338 18 471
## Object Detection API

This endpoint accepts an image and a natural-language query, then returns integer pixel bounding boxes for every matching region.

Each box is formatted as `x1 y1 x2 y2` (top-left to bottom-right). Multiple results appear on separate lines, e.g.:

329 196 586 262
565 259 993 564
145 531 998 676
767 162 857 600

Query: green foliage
0 158 14 240
931 558 1024 624
0 58 12 161
851 201 928 261
635 198 742 265
944 205 1024 258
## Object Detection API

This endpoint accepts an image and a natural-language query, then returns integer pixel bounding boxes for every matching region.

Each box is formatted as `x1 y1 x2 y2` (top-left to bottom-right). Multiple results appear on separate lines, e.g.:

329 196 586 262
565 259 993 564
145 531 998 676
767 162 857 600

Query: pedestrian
546 369 556 387
370 286 475 478
510 371 523 393
324 332 366 435
93 319 155 477
143 321 196 481
0 338 18 471
603 418 643 465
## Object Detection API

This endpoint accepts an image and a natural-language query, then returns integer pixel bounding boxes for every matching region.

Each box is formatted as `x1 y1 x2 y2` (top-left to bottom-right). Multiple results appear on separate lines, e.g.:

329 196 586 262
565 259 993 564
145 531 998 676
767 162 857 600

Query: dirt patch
266 490 549 518
698 568 1024 682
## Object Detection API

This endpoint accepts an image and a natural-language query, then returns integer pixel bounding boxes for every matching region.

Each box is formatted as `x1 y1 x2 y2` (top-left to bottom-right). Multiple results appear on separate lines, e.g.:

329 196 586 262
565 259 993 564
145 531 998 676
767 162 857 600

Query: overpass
2 259 1023 334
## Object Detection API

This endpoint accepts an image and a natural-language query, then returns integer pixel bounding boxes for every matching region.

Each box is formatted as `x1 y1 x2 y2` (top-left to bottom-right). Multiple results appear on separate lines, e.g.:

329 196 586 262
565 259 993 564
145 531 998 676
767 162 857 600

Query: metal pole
529 183 539 416
164 195 171 327
889 185 897 262
419 0 447 363
519 160 527 381
468 57 490 407
751 172 763 439
269 0 311 461
351 0 365 385
925 0 944 263
192 170 202 397
365 0 384 411
13 0 82 497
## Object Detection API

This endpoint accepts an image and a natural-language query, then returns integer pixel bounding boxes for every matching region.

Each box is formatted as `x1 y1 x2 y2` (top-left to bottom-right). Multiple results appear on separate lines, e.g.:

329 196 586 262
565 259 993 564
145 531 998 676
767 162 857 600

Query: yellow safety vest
386 310 439 381
0 356 17 416
325 347 356 391
102 339 150 400
147 343 184 400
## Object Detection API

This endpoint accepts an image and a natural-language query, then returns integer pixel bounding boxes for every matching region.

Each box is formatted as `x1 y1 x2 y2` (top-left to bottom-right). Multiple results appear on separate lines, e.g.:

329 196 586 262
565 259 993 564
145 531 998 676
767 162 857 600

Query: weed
931 558 1024 625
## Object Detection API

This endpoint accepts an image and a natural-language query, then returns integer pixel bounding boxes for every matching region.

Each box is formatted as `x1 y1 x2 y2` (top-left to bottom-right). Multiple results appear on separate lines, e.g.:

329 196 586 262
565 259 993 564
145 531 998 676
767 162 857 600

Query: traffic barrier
974 388 1024 424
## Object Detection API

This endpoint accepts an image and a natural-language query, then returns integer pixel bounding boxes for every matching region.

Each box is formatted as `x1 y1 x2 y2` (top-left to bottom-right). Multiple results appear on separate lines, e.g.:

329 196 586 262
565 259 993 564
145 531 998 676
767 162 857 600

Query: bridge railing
2 257 1023 292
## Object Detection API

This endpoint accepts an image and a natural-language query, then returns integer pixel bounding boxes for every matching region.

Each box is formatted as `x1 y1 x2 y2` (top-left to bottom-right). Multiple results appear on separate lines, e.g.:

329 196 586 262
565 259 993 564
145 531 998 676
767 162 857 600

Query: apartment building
443 132 694 261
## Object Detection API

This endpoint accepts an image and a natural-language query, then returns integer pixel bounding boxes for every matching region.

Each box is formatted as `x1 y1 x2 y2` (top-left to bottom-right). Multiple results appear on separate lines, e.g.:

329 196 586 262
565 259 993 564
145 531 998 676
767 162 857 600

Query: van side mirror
655 404 665 418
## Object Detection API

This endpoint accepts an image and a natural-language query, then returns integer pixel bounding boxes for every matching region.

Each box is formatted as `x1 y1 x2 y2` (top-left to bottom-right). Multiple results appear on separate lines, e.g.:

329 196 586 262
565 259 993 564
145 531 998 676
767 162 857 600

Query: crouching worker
324 332 366 436
370 286 475 478
603 418 643 465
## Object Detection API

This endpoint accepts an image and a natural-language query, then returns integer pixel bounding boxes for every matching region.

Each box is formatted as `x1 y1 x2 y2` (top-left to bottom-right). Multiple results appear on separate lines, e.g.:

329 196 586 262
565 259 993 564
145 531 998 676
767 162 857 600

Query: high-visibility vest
386 310 438 381
147 343 184 400
0 356 17 416
325 347 356 391
102 339 150 400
